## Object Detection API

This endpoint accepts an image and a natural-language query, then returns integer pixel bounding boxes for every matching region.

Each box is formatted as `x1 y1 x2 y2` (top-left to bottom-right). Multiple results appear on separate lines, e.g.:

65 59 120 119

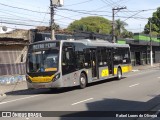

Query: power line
0 21 38 27
100 0 113 7
64 9 155 13
55 4 111 21
0 10 50 25
8 0 45 10
64 0 94 7
58 8 112 13
56 14 77 21
0 8 50 21
57 8 112 17
56 8 149 21
39 8 50 26
102 0 140 22
0 16 49 24
123 10 147 21
101 0 153 23
100 0 135 23
121 9 156 12
0 2 49 14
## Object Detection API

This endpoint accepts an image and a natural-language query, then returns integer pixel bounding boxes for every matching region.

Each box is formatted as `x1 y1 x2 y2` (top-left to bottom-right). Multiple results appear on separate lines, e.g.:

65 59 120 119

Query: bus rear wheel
117 68 122 80
79 73 87 89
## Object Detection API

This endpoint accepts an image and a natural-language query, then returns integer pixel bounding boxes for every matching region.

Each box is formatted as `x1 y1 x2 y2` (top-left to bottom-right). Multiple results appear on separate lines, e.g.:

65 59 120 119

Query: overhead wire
39 8 50 26
57 7 152 20
0 0 156 30
0 10 49 25
0 2 49 14
0 16 49 24
0 9 47 21
57 8 111 16
0 21 38 27
64 0 94 7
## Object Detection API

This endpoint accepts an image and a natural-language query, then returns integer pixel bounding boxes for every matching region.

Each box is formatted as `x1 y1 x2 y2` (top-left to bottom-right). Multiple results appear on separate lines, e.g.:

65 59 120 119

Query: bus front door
90 49 98 78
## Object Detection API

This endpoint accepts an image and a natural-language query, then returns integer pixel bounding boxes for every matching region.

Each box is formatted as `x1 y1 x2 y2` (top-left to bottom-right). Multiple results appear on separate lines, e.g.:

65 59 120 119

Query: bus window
62 43 76 75
97 47 108 66
74 43 85 69
114 48 123 65
114 48 131 65
97 48 102 66
123 48 131 64
101 48 108 66
43 50 58 71
28 49 59 73
84 48 91 68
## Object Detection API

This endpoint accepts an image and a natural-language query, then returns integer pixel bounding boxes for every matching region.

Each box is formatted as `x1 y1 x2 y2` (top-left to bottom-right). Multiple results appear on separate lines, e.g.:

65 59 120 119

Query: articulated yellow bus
26 39 132 89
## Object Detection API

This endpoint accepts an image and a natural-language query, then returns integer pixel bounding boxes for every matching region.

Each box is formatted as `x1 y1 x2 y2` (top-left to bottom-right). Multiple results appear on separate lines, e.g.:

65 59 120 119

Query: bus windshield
27 49 59 73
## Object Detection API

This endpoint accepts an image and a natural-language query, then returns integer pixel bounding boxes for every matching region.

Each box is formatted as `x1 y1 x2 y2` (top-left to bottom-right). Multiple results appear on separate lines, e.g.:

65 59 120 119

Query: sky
0 0 159 33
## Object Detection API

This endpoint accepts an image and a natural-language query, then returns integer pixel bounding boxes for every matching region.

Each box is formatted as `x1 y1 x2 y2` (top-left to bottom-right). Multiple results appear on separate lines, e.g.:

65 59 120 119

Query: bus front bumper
27 80 61 89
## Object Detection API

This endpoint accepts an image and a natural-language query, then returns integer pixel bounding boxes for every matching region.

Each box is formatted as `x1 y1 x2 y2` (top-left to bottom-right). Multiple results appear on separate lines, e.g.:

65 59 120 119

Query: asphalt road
0 68 160 120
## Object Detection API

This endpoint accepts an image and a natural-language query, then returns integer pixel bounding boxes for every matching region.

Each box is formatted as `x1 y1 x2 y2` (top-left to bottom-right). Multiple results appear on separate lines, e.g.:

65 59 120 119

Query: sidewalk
132 63 160 71
0 81 27 96
0 75 27 96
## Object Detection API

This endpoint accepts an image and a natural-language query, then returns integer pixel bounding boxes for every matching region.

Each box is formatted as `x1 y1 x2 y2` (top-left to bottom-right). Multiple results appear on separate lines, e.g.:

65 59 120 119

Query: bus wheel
117 68 122 80
79 73 87 89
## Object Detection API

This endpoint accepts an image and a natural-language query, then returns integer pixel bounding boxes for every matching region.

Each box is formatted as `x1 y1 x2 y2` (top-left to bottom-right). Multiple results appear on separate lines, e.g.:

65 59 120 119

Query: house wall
0 45 27 75
0 45 24 64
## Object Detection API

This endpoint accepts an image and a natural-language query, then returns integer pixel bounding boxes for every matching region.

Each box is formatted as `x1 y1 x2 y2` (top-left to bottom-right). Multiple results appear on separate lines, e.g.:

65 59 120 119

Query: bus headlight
26 75 32 83
52 73 60 81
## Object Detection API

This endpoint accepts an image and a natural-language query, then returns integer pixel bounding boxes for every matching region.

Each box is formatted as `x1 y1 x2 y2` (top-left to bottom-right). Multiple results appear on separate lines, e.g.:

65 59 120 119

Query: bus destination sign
32 42 59 50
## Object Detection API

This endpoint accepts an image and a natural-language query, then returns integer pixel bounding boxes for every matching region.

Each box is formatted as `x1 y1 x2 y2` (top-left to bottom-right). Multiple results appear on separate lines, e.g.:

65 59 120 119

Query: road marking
132 69 139 72
129 83 140 88
72 98 93 105
0 95 40 105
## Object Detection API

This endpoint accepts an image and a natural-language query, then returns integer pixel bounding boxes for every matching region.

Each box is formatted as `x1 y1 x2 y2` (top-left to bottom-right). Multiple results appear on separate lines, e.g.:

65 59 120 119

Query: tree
144 7 160 35
115 19 128 37
67 16 112 34
121 30 133 38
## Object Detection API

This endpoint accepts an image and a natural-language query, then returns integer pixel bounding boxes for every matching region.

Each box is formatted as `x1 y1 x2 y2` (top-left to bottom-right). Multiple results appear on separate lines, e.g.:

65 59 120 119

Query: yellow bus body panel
29 75 54 83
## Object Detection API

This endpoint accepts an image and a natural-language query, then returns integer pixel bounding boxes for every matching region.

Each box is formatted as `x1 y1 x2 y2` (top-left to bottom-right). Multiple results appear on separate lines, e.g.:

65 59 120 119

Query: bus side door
107 48 114 75
90 48 98 78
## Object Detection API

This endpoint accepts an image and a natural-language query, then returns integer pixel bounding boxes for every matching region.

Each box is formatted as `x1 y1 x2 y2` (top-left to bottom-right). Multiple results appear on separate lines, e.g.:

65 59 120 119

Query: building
117 33 160 66
0 29 30 75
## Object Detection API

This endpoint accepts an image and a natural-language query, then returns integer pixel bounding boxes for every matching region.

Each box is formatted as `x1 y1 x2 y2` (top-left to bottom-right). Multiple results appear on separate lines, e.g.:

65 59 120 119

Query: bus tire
79 73 87 89
117 68 122 80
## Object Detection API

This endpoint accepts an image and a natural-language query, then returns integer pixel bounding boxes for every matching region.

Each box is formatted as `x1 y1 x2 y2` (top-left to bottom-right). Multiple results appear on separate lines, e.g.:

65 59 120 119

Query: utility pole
149 21 153 66
50 0 56 40
112 7 126 43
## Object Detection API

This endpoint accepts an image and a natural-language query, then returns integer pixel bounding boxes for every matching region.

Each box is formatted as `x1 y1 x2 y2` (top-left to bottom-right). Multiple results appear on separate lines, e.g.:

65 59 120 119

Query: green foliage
121 30 133 38
144 7 160 34
67 16 112 34
115 19 128 37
